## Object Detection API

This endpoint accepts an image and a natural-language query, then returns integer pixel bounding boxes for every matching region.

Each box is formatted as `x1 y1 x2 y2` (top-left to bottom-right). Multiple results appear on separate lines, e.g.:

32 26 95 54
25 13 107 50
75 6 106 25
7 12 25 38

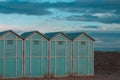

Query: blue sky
0 0 120 51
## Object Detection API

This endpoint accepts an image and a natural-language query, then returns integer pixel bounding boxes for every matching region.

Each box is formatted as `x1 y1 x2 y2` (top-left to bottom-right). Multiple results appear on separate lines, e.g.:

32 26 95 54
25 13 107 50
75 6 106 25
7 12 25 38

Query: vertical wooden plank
16 37 17 77
22 39 24 78
87 41 89 76
55 39 56 77
0 40 3 77
30 39 32 77
48 41 50 77
41 39 43 76
71 41 73 75
3 38 5 78
65 40 67 76
92 41 94 75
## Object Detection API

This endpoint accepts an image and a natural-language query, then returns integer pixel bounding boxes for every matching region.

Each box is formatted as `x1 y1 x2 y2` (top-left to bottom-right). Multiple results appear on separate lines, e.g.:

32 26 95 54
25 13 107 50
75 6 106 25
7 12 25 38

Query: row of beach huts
0 30 94 78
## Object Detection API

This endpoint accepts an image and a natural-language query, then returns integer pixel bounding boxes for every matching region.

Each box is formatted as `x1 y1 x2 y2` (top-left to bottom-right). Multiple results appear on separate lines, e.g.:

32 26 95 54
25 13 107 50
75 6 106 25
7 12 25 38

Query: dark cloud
83 26 100 29
55 0 120 12
0 0 120 24
0 0 120 15
66 14 120 24
51 0 120 24
53 0 120 24
0 1 51 15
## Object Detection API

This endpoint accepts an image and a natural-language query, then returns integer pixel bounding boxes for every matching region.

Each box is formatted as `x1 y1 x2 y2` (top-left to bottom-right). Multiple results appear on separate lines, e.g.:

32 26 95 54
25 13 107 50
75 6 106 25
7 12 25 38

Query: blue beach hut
45 32 72 77
0 30 23 78
66 32 95 76
21 31 48 77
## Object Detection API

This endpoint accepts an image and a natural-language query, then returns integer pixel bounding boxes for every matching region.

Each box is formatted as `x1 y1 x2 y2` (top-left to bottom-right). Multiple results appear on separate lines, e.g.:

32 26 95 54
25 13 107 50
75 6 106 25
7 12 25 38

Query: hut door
56 41 66 76
79 41 88 75
31 40 42 77
4 40 16 77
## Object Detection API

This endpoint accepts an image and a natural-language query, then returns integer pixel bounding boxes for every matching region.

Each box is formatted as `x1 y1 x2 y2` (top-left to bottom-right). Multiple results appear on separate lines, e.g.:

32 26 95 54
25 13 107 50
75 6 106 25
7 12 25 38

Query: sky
0 0 120 51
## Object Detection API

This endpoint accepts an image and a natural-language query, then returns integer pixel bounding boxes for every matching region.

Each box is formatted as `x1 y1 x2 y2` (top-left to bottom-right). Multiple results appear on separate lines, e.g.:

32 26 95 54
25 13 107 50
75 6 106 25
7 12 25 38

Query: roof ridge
0 30 23 39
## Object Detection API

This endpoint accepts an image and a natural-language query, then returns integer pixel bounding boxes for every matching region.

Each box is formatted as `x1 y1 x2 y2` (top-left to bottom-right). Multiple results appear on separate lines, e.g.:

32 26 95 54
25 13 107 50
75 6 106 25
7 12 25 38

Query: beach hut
44 32 72 77
21 31 48 77
0 30 23 78
67 32 95 76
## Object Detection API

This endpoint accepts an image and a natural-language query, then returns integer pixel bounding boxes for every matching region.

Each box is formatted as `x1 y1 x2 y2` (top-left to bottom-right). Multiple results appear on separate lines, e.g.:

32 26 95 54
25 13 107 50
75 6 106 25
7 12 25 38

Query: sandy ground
1 52 120 80
1 72 120 80
1 73 120 80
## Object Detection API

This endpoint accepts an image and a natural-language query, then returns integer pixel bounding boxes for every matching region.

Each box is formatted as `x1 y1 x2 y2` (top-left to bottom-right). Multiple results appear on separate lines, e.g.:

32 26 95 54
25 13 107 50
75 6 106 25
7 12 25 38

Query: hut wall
73 34 94 76
0 32 23 78
49 34 72 77
24 33 48 77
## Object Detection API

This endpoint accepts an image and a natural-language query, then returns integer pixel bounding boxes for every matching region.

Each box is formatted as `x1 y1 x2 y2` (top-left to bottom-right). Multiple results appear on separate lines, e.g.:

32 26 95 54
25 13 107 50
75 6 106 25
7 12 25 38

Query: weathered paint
49 33 72 77
0 31 94 78
73 34 94 76
23 32 48 77
0 31 23 78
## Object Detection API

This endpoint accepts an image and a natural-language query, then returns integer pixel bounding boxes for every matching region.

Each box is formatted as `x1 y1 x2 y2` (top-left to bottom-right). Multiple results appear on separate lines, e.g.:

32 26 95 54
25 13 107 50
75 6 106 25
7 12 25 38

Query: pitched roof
66 32 83 39
21 31 36 39
66 32 95 41
0 30 23 39
21 31 48 40
44 32 72 40
0 30 11 37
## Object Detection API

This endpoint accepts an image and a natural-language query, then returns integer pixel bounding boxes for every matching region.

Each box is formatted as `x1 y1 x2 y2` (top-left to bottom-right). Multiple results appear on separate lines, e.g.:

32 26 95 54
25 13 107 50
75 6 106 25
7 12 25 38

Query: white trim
3 38 5 78
73 34 91 41
48 41 50 77
25 56 48 58
50 33 71 41
25 32 48 41
1 57 18 59
74 40 90 41
24 32 32 39
2 32 22 40
71 41 73 75
48 41 51 76
25 39 44 41
55 39 56 77
24 40 26 77
87 41 89 76
2 32 13 39
1 39 22 40
65 40 67 75
22 39 24 78
41 38 43 76
30 39 44 41
72 41 74 76
93 41 94 75
15 36 17 77
51 40 70 41
30 39 32 77
25 39 46 40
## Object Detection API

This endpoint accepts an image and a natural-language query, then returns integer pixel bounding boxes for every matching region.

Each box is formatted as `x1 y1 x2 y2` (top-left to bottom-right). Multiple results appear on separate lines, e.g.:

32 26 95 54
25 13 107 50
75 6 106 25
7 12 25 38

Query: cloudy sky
0 0 120 51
